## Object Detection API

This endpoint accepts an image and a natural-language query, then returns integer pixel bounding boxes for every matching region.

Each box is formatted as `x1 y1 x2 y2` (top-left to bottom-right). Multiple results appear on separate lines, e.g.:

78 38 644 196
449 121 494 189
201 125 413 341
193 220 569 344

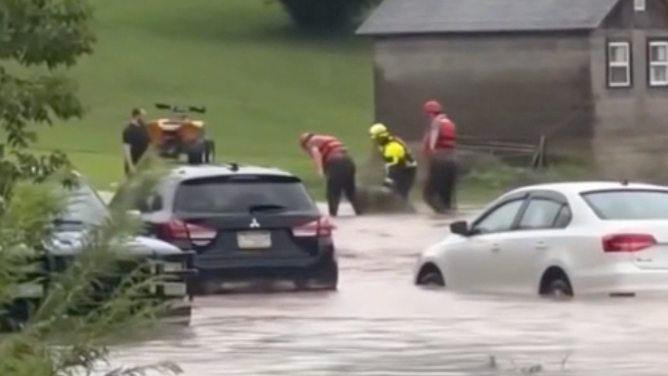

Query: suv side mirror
449 220 470 236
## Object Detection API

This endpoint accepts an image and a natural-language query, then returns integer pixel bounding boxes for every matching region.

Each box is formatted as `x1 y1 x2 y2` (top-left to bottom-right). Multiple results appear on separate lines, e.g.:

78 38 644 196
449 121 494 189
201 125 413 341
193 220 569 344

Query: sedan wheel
545 279 573 299
418 271 445 287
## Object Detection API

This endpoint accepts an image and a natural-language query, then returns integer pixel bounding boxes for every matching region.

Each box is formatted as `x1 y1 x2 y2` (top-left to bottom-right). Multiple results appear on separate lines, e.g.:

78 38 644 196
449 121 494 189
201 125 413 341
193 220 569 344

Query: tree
277 0 380 32
0 1 181 375
0 0 96 196
0 178 180 376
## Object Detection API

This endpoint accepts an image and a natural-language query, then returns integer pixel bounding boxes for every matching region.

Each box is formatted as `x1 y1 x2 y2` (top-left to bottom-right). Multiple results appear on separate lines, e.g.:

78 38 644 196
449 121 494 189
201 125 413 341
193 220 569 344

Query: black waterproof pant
423 153 457 213
388 166 417 200
324 154 362 216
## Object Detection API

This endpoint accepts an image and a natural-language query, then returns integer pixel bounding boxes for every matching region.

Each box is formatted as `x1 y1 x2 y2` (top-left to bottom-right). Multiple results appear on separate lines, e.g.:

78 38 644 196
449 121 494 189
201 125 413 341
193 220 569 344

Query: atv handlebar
154 103 206 114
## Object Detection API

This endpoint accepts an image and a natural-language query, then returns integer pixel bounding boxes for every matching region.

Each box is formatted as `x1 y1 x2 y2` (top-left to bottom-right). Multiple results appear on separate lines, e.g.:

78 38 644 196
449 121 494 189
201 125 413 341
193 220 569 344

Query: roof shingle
356 0 620 35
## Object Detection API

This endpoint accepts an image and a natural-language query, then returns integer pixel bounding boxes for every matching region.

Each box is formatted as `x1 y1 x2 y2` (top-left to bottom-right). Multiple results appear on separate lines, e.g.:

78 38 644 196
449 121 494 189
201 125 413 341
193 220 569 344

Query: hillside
34 0 372 189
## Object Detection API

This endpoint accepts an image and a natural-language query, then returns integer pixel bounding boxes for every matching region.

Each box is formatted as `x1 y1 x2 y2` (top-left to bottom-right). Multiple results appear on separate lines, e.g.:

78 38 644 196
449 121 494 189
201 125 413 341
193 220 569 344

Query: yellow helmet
369 123 388 139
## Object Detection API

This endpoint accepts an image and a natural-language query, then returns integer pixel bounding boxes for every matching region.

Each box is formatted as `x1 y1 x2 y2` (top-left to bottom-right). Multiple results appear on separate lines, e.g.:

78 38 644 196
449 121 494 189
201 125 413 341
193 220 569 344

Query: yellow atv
146 103 215 164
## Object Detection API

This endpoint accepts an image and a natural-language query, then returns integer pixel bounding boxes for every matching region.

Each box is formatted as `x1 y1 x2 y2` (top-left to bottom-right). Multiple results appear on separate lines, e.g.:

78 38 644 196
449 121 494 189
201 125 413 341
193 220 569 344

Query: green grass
29 0 373 196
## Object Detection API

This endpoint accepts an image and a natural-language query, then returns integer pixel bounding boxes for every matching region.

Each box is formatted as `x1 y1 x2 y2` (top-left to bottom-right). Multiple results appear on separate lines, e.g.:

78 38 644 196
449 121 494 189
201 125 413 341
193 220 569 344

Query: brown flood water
105 204 668 376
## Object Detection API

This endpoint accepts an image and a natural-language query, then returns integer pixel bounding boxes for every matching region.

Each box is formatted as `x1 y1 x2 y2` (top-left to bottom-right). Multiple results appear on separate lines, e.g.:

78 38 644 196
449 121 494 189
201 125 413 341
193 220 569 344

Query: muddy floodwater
105 204 668 376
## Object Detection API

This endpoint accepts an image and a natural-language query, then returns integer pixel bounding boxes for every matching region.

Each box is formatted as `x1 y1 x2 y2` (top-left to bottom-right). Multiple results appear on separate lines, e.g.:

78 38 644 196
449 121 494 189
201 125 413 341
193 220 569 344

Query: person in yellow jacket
369 123 417 200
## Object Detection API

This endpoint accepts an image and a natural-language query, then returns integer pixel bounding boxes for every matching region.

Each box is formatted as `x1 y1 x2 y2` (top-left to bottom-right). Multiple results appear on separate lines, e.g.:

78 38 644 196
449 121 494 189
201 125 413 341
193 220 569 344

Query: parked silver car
5 176 196 328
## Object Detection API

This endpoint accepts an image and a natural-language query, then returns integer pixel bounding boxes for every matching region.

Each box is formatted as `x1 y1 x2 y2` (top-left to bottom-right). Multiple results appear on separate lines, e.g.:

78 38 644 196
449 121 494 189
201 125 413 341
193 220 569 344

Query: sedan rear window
174 175 316 214
581 189 668 220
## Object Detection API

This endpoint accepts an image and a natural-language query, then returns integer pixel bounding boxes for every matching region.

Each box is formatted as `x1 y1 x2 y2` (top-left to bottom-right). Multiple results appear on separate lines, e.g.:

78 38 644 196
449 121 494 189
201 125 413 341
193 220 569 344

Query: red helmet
299 132 314 147
423 100 442 114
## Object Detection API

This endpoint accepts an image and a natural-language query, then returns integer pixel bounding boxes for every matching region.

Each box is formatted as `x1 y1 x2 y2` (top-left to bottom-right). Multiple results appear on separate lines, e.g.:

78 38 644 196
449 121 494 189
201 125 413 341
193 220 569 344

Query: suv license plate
237 231 271 249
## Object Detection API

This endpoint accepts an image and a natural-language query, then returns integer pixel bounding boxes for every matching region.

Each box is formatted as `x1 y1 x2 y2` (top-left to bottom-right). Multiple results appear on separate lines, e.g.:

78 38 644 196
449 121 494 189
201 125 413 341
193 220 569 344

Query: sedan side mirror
449 220 470 236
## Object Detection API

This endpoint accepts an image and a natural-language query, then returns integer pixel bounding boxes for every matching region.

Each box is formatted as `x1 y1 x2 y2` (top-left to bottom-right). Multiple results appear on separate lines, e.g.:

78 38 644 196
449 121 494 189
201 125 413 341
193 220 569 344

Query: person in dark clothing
299 132 362 217
122 108 150 177
421 100 458 213
423 154 457 212
324 155 359 216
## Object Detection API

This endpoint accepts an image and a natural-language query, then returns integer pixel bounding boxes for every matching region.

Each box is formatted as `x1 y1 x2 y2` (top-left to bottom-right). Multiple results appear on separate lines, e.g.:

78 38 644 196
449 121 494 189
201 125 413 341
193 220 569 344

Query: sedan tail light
602 233 657 253
292 216 334 238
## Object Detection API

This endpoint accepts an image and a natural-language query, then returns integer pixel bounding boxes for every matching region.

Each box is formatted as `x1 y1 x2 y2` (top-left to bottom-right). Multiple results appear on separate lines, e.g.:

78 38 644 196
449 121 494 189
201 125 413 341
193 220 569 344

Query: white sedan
414 181 668 298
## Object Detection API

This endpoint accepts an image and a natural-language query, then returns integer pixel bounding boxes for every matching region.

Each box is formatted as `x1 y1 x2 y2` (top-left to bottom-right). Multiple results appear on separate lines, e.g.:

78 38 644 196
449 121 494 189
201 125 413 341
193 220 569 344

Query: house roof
356 0 621 35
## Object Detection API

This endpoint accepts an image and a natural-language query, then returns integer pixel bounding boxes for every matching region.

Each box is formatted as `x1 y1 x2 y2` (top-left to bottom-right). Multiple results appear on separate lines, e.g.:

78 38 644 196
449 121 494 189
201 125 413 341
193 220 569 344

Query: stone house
356 0 668 180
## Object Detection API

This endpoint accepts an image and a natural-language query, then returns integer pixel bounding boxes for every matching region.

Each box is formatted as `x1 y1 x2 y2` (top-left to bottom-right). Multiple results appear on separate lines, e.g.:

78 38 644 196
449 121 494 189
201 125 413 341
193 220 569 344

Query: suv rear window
174 175 316 214
581 189 668 220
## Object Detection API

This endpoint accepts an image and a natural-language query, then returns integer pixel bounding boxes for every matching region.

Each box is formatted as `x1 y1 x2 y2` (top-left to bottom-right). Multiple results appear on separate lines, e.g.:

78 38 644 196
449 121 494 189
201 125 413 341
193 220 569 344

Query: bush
460 153 590 202
277 0 378 32
0 1 183 374
0 175 181 376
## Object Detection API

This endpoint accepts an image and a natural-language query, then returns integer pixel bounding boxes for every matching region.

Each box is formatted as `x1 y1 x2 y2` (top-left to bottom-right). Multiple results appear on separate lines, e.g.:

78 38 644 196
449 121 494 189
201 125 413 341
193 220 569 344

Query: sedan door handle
536 241 547 250
490 244 500 252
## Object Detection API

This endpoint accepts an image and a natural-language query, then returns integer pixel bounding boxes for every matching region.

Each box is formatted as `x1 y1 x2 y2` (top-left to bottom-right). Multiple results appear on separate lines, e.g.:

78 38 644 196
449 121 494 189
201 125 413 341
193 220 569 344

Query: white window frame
634 0 646 11
607 41 631 88
648 41 668 87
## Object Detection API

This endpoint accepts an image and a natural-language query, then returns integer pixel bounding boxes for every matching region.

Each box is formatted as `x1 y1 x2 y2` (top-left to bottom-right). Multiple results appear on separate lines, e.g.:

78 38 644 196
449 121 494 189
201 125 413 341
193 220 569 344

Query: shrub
277 0 378 32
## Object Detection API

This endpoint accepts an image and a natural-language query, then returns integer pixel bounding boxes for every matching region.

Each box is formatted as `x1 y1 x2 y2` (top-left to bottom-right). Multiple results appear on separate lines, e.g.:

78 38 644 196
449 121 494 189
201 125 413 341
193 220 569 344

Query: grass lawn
29 0 373 197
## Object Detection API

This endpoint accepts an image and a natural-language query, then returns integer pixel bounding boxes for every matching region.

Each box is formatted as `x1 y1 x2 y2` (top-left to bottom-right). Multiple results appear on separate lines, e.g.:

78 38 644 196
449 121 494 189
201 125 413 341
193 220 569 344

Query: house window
649 41 668 87
607 42 631 88
634 0 646 11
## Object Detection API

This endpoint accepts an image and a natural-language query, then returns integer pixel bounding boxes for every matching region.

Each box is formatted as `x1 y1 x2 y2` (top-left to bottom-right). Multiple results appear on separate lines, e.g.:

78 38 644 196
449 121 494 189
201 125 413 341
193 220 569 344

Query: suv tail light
602 233 656 252
292 217 334 238
161 218 217 243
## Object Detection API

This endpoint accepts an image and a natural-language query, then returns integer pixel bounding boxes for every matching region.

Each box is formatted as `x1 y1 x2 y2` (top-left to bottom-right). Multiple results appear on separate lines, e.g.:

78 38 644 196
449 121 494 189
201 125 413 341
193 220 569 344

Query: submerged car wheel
545 279 573 298
295 262 338 291
540 268 573 299
191 278 221 296
319 261 339 290
416 264 445 287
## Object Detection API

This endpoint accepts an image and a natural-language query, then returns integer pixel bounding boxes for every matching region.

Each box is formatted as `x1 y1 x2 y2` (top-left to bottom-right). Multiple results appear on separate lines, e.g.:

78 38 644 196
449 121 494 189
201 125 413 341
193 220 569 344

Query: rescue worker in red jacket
299 133 362 217
422 100 458 213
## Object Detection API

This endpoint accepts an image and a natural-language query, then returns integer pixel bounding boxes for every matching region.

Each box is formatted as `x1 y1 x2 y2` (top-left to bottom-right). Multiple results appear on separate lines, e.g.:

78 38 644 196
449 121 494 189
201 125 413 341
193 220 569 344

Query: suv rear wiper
247 204 287 213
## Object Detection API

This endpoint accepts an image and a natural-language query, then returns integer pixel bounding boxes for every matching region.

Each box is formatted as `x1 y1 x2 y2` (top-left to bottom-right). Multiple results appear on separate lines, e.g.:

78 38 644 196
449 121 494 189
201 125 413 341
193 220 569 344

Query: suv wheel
318 261 338 290
192 279 221 295
295 262 338 291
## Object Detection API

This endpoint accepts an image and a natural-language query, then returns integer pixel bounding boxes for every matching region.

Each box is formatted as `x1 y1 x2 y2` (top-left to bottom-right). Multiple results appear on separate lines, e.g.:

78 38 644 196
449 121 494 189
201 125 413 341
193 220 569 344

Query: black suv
110 163 338 293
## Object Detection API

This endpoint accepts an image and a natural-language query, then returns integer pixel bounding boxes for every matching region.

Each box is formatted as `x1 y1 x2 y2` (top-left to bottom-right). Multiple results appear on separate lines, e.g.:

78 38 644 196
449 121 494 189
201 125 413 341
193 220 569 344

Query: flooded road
108 205 668 376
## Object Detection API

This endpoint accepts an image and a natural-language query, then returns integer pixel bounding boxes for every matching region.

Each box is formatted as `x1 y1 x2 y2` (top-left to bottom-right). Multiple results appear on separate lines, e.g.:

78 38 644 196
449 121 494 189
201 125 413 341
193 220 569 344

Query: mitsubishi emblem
249 218 260 228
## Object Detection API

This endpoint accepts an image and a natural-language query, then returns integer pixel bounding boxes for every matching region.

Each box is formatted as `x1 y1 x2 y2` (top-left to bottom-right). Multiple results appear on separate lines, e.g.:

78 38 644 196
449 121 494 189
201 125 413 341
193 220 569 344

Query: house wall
591 0 668 181
371 32 594 153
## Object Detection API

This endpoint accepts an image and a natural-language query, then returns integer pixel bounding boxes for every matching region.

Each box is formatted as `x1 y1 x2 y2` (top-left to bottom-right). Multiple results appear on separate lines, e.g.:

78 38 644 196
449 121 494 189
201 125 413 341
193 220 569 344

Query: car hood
48 230 182 257
421 235 466 257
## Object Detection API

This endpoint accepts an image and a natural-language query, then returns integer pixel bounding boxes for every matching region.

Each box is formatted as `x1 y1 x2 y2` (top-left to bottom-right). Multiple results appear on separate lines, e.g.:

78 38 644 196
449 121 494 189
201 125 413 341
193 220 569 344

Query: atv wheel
203 139 215 163
187 151 204 165
185 140 204 164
